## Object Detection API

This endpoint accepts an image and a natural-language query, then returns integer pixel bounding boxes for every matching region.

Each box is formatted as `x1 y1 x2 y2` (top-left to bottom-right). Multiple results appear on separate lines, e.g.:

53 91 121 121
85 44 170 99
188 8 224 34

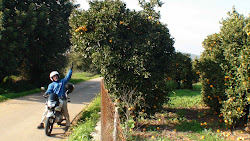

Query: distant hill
190 53 200 60
181 52 200 60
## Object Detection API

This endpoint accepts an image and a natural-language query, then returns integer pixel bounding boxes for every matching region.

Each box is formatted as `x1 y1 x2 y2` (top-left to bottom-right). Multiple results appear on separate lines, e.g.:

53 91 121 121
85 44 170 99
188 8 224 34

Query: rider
37 63 73 131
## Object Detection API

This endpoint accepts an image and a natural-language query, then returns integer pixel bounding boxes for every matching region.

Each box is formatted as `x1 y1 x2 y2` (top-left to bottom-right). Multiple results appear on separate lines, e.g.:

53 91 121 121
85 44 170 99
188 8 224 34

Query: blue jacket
45 69 72 98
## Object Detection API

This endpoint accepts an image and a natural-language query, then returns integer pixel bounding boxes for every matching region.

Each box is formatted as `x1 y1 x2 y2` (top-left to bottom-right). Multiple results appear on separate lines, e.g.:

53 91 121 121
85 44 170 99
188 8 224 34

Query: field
128 84 250 141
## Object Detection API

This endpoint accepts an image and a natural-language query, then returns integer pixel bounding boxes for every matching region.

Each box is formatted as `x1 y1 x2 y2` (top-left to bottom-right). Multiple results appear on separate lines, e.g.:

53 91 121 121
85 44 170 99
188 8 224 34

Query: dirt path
0 77 102 141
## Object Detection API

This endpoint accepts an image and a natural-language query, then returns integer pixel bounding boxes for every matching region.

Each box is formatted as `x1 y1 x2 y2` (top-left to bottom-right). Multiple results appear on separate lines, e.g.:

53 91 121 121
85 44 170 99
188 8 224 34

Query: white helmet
49 71 60 81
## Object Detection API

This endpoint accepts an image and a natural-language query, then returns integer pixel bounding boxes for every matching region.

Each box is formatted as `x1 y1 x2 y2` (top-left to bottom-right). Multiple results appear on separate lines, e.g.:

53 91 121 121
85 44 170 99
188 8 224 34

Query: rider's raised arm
62 68 72 83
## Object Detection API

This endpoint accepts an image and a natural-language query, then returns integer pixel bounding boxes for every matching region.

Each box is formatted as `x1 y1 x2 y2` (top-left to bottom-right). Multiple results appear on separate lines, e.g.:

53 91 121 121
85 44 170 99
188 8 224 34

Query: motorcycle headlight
48 101 56 108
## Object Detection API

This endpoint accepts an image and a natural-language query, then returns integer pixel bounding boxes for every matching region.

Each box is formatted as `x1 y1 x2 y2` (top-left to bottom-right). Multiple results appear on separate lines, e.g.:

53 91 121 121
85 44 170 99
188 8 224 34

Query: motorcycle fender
47 110 55 118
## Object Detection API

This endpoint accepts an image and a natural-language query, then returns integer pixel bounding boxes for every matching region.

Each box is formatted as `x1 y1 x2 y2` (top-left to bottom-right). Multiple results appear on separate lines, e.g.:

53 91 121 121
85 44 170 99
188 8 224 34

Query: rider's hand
43 93 48 97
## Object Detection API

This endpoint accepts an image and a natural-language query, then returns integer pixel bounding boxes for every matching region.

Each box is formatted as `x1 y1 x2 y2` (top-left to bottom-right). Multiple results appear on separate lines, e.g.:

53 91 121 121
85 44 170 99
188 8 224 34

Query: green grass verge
0 88 41 102
0 72 100 102
167 83 203 108
69 72 101 84
68 95 101 141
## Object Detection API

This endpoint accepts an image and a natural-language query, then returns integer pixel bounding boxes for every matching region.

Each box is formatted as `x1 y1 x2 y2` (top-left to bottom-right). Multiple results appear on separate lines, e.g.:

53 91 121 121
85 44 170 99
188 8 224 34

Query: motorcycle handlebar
43 93 49 98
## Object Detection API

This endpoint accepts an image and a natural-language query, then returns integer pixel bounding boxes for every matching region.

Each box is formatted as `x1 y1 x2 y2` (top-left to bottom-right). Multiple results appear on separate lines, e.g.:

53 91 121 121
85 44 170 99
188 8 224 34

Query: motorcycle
42 83 74 136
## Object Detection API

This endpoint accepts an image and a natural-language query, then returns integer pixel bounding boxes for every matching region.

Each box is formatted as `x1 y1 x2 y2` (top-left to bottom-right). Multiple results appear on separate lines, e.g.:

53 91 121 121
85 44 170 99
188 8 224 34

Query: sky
75 0 250 55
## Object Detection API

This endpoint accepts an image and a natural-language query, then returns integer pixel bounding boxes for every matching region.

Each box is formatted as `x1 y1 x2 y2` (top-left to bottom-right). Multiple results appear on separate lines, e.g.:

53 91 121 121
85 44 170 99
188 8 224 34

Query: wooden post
113 105 119 141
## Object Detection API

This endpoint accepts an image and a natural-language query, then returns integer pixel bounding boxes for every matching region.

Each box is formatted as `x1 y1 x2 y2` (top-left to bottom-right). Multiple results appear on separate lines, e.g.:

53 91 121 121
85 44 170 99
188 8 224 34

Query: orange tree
168 52 194 89
219 9 250 128
0 9 2 37
71 0 175 115
0 0 74 85
69 9 99 73
196 8 250 128
195 33 227 113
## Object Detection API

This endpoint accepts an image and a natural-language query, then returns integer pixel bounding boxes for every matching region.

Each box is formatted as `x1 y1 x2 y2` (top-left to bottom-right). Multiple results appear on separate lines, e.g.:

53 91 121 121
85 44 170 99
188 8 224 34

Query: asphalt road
0 77 102 141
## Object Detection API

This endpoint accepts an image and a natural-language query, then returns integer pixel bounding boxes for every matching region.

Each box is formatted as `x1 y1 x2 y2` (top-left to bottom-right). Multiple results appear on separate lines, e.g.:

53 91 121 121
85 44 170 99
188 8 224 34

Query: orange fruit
238 108 241 112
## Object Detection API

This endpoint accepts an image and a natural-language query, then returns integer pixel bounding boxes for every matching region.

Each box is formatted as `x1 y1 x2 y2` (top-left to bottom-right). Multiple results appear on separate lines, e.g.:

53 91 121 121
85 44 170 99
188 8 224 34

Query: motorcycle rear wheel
45 117 54 136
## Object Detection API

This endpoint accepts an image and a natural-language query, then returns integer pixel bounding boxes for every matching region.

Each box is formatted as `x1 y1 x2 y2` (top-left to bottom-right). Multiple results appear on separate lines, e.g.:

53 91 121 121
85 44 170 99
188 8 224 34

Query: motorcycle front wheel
45 117 55 136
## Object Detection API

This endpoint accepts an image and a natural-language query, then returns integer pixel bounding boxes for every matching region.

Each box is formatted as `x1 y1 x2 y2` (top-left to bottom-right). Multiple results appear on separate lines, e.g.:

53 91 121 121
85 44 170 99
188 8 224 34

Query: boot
37 123 44 129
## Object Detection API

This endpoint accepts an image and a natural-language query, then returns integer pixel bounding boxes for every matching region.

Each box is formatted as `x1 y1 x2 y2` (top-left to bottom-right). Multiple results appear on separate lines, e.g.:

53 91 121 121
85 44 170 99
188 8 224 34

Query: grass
0 88 42 102
65 82 249 141
0 72 100 102
67 95 101 141
129 83 248 141
69 72 101 84
167 83 203 108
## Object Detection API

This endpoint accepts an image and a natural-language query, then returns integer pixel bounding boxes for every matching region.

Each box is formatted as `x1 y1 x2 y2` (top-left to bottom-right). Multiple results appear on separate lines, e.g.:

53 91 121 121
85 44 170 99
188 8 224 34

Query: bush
0 76 36 94
165 80 178 91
